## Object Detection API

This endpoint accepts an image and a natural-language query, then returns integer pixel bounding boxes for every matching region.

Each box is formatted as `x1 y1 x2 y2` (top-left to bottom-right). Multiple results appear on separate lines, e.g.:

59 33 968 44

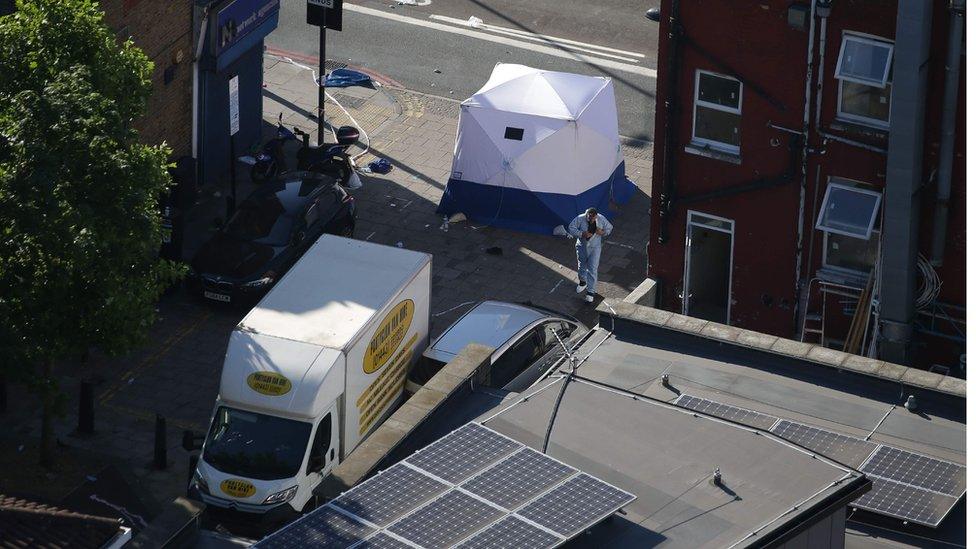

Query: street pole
318 25 326 145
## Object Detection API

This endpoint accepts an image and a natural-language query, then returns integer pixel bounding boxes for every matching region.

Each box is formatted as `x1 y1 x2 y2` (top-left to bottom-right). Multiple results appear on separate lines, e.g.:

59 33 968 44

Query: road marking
344 3 657 79
429 14 645 63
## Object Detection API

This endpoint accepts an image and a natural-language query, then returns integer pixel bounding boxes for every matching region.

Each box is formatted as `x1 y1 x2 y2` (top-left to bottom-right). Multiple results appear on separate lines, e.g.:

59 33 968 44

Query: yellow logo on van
247 372 292 396
220 479 256 498
364 299 414 374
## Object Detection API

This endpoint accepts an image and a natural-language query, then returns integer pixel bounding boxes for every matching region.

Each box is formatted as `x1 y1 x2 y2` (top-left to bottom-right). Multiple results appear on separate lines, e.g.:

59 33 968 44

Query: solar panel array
851 444 967 527
674 394 777 430
255 423 635 548
675 392 966 528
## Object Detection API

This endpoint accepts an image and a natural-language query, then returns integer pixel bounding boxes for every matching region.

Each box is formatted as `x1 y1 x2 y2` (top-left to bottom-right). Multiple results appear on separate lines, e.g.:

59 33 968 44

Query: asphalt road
267 0 660 140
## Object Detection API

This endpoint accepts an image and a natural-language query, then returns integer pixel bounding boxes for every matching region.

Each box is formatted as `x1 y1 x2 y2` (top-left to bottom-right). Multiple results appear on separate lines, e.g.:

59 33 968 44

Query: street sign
307 0 342 30
228 75 240 136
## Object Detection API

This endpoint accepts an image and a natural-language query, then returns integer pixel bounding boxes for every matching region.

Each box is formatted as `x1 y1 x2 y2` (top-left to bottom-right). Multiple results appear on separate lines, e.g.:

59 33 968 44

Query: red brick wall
99 0 193 159
648 0 966 365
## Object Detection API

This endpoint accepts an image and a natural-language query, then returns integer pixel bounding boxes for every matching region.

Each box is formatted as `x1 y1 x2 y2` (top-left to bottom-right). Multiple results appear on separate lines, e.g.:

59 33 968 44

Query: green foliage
0 0 183 382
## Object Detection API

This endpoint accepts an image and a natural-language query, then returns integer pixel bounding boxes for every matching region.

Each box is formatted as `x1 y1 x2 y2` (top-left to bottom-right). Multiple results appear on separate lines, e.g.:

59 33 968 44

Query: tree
0 0 183 467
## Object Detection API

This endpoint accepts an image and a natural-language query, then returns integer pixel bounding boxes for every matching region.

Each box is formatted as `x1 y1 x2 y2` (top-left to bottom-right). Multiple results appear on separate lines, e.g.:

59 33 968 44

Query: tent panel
468 72 573 119
540 72 610 118
511 123 617 195
575 82 621 144
436 161 635 234
464 63 539 102
450 108 509 185
468 107 568 161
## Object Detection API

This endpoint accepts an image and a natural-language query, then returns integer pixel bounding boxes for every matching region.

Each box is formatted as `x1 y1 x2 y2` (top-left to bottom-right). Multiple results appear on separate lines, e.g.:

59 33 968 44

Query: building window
815 181 882 239
824 230 879 274
835 34 893 127
692 70 742 153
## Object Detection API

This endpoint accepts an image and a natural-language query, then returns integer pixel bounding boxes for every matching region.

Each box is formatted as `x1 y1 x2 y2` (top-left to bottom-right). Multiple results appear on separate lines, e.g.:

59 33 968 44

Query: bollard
77 380 94 434
154 414 168 470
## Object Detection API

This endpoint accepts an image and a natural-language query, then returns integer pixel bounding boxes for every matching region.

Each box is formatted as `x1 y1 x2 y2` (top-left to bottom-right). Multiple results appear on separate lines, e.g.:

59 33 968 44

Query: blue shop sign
215 0 280 57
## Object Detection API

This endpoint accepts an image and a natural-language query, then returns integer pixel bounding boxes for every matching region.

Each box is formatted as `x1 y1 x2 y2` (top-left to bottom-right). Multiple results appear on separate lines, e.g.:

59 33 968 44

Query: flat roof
478 377 868 547
584 301 967 547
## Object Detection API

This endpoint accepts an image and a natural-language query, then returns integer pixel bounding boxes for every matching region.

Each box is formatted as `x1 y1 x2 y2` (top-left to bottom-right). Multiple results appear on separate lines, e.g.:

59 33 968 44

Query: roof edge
596 299 965 398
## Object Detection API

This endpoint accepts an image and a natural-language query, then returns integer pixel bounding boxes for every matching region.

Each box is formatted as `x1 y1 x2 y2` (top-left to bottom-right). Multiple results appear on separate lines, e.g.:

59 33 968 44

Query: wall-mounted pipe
656 0 682 245
930 0 965 266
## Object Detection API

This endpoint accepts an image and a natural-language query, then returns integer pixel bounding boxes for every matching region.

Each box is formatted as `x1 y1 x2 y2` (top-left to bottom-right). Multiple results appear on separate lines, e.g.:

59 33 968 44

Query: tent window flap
504 127 524 141
815 181 882 239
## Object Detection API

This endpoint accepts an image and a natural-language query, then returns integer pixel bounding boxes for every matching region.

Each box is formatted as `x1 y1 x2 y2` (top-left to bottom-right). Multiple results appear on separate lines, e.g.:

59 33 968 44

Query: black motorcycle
244 113 362 189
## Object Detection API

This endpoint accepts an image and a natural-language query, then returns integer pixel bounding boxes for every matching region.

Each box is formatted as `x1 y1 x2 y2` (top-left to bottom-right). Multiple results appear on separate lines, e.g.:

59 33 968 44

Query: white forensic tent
436 64 635 234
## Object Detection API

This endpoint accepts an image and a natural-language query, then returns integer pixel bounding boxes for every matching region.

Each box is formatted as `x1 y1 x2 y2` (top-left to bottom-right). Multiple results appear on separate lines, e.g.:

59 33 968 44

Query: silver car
406 301 583 393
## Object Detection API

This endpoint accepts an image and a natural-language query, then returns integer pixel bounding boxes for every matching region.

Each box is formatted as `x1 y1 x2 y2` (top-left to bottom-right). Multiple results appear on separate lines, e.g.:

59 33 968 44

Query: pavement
0 52 654 528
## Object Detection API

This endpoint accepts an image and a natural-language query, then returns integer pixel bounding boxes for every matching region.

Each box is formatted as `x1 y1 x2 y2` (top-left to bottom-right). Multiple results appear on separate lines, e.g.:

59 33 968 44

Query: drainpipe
191 5 211 161
878 2 933 365
930 0 965 266
793 0 818 335
657 0 682 245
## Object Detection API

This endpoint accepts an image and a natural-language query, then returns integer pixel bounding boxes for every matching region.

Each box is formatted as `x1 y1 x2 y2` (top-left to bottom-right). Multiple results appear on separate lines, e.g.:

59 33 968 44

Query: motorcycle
242 113 362 189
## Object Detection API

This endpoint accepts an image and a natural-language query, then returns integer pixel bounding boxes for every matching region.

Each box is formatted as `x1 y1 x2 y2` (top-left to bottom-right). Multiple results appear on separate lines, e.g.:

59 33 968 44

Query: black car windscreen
203 406 312 480
224 196 295 246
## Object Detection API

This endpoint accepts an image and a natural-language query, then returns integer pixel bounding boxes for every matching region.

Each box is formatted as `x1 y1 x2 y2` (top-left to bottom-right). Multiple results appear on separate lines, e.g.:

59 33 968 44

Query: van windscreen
203 406 312 480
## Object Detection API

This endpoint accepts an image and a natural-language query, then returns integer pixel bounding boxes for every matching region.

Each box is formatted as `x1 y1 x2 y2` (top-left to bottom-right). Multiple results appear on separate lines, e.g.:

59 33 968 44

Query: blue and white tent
437 64 635 234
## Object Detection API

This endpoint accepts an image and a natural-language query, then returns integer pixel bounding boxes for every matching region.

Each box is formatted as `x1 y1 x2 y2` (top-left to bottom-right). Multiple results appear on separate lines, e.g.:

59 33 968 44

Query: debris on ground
367 158 393 174
486 246 503 256
466 16 484 27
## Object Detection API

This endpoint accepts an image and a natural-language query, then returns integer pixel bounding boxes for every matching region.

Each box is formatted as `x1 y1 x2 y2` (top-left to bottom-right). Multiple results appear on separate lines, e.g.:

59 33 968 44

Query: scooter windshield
203 406 312 480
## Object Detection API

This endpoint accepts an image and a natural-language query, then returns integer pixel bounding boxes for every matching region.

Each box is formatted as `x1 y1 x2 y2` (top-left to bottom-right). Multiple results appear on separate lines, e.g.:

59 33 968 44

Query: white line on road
429 14 645 63
344 3 657 79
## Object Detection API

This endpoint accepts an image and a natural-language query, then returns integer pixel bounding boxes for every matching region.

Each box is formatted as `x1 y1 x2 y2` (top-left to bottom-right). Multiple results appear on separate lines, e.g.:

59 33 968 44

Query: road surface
267 0 660 140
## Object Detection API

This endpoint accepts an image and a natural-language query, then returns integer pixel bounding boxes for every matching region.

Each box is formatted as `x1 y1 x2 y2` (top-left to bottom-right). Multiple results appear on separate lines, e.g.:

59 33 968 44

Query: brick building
646 1 965 372
101 0 194 159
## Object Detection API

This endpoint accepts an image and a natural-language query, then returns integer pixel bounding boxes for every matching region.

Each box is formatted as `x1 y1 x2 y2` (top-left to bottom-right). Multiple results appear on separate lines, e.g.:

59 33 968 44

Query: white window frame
834 34 894 88
835 33 894 128
692 70 743 154
682 210 735 324
815 179 882 239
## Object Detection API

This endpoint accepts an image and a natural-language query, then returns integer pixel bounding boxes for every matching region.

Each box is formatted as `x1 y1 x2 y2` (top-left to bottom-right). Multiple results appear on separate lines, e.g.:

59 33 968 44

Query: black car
187 171 356 304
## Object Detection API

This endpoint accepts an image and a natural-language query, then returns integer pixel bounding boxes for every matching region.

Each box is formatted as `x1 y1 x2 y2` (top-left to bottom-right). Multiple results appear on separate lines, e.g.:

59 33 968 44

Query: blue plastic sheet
323 68 372 88
367 158 393 174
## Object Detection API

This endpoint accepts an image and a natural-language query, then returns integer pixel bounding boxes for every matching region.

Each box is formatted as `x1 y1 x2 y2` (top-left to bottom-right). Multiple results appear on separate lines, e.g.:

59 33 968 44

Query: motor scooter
293 125 363 190
242 113 362 189
242 113 296 185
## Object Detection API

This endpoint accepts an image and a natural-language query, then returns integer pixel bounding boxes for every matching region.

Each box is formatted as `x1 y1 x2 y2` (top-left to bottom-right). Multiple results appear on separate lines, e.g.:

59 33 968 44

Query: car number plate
204 291 231 302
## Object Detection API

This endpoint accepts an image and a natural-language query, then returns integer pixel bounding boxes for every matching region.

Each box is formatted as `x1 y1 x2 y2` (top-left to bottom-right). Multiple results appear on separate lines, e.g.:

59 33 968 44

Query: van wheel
341 225 354 238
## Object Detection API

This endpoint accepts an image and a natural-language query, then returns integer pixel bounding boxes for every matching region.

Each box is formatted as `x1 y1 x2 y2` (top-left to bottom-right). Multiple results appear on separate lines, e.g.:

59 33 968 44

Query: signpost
307 0 343 145
228 75 240 217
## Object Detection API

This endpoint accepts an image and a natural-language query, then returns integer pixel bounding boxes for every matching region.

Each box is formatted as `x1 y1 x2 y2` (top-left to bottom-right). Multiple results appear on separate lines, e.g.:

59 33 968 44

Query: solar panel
457 516 561 549
405 423 522 484
861 445 966 497
388 490 504 549
254 507 373 548
462 448 575 510
517 473 635 537
771 420 878 468
852 477 957 527
674 394 777 429
353 532 414 549
331 463 451 527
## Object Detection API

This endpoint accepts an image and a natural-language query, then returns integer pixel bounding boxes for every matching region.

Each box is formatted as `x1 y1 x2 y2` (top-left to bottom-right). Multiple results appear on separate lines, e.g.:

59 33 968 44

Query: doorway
683 211 734 324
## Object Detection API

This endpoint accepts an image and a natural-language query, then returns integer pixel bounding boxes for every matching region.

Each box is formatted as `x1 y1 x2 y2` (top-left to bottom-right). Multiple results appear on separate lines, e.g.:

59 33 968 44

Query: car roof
249 171 337 214
426 301 555 361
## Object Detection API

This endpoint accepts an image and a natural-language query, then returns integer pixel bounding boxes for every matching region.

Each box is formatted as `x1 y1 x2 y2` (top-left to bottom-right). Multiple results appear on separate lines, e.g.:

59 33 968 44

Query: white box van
189 235 431 522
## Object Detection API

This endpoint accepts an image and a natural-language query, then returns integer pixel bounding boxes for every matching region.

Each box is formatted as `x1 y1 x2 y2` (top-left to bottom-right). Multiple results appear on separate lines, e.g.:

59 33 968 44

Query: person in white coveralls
567 207 613 303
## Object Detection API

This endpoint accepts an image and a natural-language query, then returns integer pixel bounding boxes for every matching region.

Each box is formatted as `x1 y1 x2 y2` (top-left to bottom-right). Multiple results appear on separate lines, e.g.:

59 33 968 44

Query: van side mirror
308 451 326 473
